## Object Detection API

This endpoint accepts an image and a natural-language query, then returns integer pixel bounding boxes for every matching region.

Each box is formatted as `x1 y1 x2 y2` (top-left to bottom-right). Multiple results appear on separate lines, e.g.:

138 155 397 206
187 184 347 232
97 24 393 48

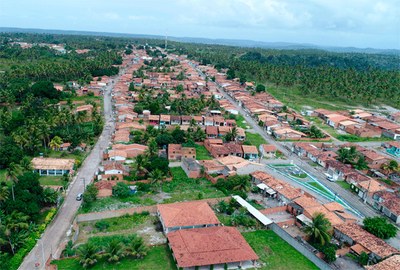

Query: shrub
112 182 131 198
95 220 110 231
363 217 397 239
358 251 369 265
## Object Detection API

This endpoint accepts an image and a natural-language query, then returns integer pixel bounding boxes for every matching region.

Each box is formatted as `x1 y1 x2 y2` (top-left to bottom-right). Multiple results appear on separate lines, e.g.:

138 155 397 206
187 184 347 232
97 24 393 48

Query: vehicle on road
76 193 83 201
326 175 334 182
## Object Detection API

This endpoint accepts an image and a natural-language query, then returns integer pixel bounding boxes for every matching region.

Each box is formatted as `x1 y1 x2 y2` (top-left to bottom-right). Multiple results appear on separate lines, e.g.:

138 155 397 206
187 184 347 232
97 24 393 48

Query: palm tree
103 239 125 263
0 211 29 254
42 188 58 205
135 155 149 177
77 242 100 268
124 236 147 259
49 136 63 151
303 213 332 246
0 185 9 203
6 163 22 201
149 169 166 192
19 156 32 172
225 127 238 142
146 138 158 158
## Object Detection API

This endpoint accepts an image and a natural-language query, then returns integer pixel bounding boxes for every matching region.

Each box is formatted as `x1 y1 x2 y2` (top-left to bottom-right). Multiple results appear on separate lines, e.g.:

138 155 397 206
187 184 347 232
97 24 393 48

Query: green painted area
307 182 332 197
245 132 267 148
243 230 319 270
52 244 177 270
194 144 213 160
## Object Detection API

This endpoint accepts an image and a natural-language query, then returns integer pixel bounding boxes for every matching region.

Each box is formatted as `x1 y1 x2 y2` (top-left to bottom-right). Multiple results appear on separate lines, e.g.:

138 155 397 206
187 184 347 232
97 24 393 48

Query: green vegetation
194 144 212 160
363 217 398 239
243 230 318 270
0 169 6 182
336 181 352 191
39 176 63 186
162 167 225 203
307 182 331 197
291 173 308 179
336 134 392 142
245 132 266 148
83 212 151 234
53 245 176 270
235 114 249 129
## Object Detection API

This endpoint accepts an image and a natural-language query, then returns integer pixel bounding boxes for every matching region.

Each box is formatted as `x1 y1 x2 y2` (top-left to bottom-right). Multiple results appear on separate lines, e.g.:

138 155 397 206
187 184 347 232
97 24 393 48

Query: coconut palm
149 169 166 192
0 211 29 254
303 212 332 246
124 235 147 259
6 163 22 201
103 239 125 263
49 136 63 151
0 185 9 203
77 242 100 268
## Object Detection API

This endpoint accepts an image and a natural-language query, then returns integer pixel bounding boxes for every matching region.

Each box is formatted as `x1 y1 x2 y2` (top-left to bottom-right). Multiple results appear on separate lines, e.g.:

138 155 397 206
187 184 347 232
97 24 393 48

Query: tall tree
303 213 332 246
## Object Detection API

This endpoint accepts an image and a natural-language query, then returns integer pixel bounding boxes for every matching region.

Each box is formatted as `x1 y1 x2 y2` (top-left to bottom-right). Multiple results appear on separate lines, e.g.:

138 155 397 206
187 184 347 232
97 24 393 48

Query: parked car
326 176 334 182
76 193 83 201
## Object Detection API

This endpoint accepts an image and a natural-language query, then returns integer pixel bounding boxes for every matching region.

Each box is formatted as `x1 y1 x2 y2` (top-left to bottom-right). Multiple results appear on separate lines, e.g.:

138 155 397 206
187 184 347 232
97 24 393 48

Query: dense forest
167 42 400 108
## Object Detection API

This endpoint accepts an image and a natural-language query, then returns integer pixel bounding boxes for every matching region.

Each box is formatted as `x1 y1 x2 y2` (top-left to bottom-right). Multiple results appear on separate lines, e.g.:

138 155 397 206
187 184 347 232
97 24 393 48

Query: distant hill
1 27 399 55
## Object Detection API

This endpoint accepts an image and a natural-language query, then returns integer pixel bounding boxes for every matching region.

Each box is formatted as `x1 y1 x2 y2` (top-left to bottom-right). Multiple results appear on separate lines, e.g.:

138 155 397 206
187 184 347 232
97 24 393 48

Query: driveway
19 64 130 270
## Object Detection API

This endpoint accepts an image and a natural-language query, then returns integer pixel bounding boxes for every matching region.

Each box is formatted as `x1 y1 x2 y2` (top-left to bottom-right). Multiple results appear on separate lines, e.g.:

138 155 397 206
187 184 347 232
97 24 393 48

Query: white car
326 176 334 182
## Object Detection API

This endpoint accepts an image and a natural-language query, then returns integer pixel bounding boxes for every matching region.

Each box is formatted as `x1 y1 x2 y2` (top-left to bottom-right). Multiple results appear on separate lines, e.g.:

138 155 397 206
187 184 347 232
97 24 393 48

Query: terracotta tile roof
375 191 400 216
31 157 74 170
206 126 218 135
260 144 277 153
323 202 344 212
242 145 258 154
365 255 400 270
358 180 387 193
157 201 219 228
167 226 258 268
293 196 320 209
335 223 398 258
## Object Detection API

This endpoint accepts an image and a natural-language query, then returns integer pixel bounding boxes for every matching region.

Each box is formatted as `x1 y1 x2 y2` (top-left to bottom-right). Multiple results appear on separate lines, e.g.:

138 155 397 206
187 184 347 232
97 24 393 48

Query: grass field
336 181 352 191
52 244 177 270
236 114 249 129
265 83 353 112
162 167 225 203
245 132 266 148
39 176 64 186
194 144 213 160
81 212 153 234
243 230 318 270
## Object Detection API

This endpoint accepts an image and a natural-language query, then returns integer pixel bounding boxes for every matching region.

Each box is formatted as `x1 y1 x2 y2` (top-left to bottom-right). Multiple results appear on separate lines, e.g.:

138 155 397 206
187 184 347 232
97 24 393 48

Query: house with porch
32 157 75 176
242 145 259 160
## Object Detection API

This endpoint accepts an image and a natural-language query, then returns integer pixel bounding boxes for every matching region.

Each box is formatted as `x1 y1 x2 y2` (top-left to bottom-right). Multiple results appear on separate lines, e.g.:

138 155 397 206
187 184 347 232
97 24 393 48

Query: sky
0 0 399 49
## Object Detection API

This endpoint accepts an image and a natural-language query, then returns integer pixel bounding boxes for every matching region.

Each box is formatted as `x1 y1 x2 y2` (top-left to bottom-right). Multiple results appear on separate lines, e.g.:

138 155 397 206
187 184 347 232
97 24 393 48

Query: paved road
18 66 129 270
191 62 378 219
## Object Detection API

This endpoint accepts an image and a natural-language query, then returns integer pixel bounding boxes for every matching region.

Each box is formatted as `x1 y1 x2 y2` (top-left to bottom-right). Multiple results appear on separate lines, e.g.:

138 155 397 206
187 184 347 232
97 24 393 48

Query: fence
270 223 332 270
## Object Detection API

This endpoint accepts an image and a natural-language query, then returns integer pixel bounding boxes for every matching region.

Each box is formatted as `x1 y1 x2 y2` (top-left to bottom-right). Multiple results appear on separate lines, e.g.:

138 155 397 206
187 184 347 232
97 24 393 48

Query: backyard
243 230 319 270
39 175 63 186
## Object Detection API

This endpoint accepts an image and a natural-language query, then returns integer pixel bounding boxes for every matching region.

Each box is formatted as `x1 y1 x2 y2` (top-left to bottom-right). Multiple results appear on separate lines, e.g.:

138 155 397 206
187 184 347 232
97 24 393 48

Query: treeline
168 42 400 108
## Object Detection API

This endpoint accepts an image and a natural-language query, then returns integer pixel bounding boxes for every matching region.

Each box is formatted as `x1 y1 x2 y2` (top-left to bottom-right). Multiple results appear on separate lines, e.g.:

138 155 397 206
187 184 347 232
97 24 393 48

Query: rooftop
31 157 75 170
167 226 259 268
365 255 400 270
157 201 220 228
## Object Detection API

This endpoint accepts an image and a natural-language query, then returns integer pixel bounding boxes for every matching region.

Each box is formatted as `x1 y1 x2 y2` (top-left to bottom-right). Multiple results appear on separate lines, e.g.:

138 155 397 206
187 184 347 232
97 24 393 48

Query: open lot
52 244 176 270
243 230 318 270
79 167 225 213
194 144 213 160
245 131 267 148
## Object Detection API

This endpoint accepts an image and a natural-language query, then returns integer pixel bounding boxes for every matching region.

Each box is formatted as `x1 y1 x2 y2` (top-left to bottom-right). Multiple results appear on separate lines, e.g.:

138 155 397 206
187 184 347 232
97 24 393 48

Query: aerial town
0 3 399 270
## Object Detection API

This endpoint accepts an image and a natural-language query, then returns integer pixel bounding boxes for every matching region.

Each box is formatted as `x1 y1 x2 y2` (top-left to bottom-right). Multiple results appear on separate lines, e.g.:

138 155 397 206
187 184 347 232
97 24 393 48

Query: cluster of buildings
250 171 399 263
311 109 400 140
157 200 259 270
291 142 400 224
